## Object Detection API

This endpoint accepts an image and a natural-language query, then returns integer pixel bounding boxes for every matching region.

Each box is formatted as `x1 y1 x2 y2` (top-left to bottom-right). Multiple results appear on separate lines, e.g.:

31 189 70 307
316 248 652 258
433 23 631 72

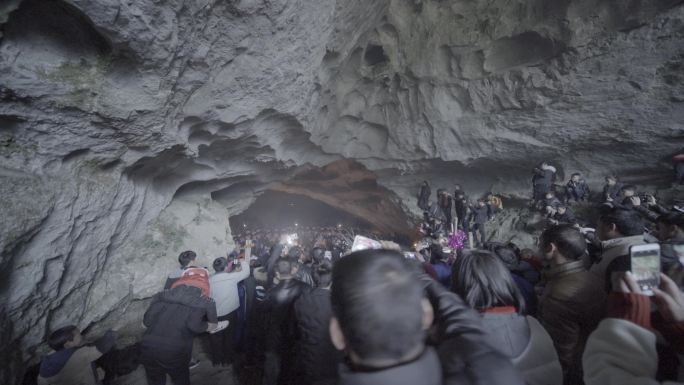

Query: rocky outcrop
0 0 683 382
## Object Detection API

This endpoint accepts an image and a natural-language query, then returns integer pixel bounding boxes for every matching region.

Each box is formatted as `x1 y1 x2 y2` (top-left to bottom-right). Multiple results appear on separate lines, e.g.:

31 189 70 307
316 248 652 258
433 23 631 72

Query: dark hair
48 325 79 351
451 250 525 314
657 212 684 230
213 257 227 273
275 257 296 276
313 260 333 287
178 250 197 267
493 246 519 270
599 208 644 236
331 250 424 363
311 247 325 264
287 246 303 260
571 173 581 178
539 225 586 260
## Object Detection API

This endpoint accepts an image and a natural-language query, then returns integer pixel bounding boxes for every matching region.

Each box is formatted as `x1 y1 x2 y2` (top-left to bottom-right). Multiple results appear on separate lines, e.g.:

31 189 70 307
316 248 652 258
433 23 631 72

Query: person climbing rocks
602 175 624 203
417 180 431 210
438 189 454 233
469 199 492 247
37 327 117 385
565 173 590 203
532 162 557 206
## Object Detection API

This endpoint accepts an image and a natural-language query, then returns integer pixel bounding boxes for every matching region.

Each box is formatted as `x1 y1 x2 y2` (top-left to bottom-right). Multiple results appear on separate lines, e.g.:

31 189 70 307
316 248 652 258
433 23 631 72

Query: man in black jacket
294 261 341 385
262 257 310 385
140 285 223 385
418 181 431 210
565 173 590 203
330 250 525 385
469 200 491 247
454 192 469 232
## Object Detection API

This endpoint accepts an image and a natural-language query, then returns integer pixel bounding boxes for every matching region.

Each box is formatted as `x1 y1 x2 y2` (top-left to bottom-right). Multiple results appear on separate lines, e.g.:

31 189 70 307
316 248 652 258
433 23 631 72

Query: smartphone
629 244 661 296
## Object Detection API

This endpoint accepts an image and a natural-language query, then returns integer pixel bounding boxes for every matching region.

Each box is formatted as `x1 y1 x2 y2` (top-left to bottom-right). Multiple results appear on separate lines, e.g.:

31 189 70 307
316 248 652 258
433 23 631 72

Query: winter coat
454 197 469 217
583 318 684 385
566 180 590 201
533 166 556 187
431 260 452 288
513 273 538 316
263 278 310 385
438 194 453 213
552 209 577 226
540 260 606 384
141 285 213 356
210 260 251 317
469 205 490 225
38 331 117 385
294 288 341 384
480 310 563 385
590 235 646 291
296 263 315 287
263 278 309 352
419 184 431 210
603 183 624 202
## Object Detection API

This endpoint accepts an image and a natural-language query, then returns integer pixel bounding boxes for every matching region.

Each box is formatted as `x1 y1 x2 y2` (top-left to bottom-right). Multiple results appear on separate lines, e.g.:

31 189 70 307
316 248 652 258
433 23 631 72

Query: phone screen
630 245 660 295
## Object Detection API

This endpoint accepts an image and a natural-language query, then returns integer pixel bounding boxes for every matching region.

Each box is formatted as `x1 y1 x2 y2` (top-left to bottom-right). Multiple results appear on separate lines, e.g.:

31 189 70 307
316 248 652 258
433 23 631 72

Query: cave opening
229 190 377 234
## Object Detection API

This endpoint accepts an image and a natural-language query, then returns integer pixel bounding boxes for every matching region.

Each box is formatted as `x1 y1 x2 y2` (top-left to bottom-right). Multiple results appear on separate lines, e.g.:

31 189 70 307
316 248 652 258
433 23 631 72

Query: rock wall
0 0 683 382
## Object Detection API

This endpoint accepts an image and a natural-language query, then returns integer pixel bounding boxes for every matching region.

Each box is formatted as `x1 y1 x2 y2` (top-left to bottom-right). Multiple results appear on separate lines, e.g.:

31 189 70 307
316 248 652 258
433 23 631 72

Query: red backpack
170 267 210 297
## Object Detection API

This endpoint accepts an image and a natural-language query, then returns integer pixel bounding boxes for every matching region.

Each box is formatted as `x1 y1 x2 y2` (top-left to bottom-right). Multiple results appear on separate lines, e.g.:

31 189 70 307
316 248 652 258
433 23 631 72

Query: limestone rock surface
1 0 683 383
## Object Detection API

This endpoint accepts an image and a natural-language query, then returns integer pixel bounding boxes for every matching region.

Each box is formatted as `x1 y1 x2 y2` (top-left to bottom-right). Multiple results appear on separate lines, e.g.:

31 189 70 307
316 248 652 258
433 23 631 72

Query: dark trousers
140 344 190 385
208 311 238 366
472 223 486 246
676 163 684 184
456 211 467 230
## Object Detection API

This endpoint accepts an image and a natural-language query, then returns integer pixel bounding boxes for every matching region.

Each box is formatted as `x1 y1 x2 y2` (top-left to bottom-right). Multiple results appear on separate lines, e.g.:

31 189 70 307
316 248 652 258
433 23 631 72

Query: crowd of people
33 157 684 385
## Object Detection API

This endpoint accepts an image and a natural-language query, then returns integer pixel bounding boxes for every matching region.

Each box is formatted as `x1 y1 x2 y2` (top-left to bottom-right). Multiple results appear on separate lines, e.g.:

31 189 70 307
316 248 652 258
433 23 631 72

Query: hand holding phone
629 244 661 296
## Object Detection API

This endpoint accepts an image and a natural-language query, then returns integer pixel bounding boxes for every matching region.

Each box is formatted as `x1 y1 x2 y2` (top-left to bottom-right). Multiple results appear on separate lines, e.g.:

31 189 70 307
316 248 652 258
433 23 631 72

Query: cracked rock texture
0 0 683 382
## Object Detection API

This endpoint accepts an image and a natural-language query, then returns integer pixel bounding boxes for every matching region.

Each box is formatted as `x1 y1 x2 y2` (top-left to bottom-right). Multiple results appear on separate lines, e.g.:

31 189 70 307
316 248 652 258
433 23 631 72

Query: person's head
620 185 636 198
492 245 520 270
545 192 555 200
597 208 644 241
213 257 228 273
451 250 525 314
330 250 432 368
454 184 462 191
178 250 197 268
605 175 617 185
288 246 305 262
311 247 325 264
539 225 586 263
656 212 684 242
557 205 567 215
571 173 581 182
477 199 485 207
275 257 297 280
47 325 82 351
423 180 429 186
314 260 333 288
